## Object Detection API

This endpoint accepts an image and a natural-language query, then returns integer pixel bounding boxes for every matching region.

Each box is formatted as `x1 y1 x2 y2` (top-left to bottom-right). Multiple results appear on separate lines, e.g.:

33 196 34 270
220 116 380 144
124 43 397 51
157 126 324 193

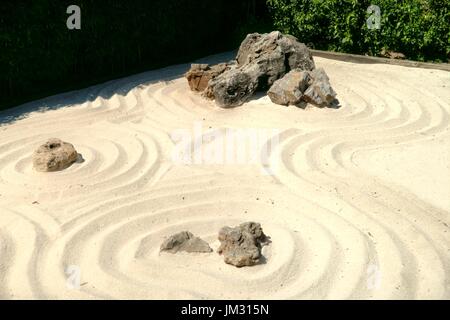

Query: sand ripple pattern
0 53 449 299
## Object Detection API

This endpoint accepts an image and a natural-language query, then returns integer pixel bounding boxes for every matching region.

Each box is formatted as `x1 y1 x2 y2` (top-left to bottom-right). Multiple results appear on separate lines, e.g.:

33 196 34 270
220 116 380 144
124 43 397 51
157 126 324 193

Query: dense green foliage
267 0 450 61
0 0 269 110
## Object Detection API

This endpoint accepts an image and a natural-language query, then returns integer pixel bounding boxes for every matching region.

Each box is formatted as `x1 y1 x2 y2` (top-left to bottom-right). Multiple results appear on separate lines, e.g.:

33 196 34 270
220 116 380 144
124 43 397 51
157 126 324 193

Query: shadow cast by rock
75 153 85 164
246 91 268 104
329 98 341 109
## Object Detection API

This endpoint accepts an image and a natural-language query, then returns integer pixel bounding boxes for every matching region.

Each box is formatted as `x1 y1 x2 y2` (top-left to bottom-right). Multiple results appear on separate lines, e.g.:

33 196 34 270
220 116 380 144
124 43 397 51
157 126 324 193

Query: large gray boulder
32 138 78 172
160 231 212 254
236 31 315 77
209 31 315 107
217 222 269 267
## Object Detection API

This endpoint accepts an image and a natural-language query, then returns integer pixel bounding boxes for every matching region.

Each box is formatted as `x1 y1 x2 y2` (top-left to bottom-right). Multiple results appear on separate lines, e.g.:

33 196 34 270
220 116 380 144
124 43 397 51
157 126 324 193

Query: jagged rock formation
268 67 338 108
185 31 318 108
267 69 312 106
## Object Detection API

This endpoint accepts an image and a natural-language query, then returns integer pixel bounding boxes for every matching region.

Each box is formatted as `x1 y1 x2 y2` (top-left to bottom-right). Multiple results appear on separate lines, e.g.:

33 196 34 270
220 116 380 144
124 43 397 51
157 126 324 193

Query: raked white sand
0 52 449 299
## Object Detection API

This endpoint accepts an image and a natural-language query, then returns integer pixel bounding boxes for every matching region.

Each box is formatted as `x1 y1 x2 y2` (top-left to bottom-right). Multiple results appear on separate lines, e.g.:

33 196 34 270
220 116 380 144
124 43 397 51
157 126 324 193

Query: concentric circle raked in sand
2 182 382 299
0 53 449 299
0 121 171 210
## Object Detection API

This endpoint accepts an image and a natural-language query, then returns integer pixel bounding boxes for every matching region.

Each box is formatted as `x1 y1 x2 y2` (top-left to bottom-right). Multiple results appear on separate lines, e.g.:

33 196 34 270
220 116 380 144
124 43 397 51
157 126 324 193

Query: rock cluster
267 69 311 106
160 231 212 253
160 222 270 268
32 138 78 172
217 222 269 267
185 31 338 109
268 68 338 108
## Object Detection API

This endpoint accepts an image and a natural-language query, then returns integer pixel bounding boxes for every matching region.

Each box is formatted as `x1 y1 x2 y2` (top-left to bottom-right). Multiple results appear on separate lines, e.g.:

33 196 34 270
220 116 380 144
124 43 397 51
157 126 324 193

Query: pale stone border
311 49 450 72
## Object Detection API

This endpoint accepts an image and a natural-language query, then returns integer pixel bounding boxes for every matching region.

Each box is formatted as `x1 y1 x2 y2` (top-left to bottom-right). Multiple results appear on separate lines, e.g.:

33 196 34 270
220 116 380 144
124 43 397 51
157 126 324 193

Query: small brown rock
217 222 269 267
32 138 78 172
303 68 338 107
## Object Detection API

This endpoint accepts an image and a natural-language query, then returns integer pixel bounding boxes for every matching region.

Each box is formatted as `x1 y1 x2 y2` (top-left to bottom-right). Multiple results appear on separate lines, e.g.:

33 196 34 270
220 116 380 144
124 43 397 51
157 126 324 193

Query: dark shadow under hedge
0 0 270 110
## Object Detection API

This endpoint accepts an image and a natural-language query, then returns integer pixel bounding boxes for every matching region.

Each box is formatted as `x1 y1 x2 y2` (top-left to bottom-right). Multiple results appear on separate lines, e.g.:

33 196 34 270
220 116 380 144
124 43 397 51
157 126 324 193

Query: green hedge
267 0 450 62
0 0 270 110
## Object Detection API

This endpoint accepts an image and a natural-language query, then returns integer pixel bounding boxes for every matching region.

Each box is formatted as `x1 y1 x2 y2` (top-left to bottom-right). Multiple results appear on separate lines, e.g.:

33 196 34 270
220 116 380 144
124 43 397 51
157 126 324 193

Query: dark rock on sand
268 67 338 108
210 31 315 107
160 231 212 253
236 31 316 77
302 68 338 107
217 222 269 267
187 31 316 108
208 68 258 107
267 69 312 106
185 62 234 92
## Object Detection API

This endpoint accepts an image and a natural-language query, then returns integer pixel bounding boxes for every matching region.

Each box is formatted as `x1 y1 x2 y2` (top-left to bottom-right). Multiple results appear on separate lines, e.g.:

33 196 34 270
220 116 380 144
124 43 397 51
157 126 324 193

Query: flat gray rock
160 231 212 254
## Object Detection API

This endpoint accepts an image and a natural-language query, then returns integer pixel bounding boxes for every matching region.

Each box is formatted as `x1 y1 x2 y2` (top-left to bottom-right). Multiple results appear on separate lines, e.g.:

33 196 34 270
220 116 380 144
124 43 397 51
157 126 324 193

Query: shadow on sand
0 51 236 126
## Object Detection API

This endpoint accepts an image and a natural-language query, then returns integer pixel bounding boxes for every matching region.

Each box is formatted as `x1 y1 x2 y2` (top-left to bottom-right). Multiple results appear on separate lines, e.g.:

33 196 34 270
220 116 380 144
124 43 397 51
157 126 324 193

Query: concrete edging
311 49 450 72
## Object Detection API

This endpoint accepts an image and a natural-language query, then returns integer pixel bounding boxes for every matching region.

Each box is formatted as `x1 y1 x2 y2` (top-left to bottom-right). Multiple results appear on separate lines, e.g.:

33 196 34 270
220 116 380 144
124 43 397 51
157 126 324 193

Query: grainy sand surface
0 52 449 299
